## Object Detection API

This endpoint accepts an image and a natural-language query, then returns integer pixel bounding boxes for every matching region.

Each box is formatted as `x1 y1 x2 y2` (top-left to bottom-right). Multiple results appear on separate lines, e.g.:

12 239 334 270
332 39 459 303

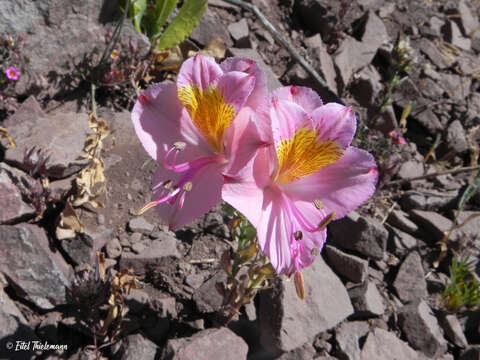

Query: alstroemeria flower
5 66 20 81
132 54 267 229
223 86 378 275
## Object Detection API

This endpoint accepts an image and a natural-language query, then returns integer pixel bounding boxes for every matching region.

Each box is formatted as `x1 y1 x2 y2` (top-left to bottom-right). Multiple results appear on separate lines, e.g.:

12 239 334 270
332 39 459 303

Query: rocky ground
1 0 480 359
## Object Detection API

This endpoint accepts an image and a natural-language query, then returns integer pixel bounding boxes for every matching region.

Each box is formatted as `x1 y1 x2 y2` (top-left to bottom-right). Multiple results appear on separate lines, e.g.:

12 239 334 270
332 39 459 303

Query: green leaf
155 0 208 50
153 0 179 37
458 169 480 211
130 0 148 33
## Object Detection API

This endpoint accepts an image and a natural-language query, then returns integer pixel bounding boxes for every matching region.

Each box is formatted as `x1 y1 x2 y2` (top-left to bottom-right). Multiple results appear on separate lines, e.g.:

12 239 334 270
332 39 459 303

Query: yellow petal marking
276 128 342 184
178 85 235 152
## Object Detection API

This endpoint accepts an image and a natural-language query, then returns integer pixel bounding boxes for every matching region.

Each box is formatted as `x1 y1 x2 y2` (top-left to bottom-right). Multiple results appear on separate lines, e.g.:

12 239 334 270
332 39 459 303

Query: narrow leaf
156 0 208 50
153 0 179 37
130 0 148 33
458 169 480 211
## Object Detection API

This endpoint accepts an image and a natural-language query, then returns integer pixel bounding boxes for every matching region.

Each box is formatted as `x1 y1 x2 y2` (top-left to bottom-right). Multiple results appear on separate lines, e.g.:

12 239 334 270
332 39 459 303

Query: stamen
138 93 151 105
183 181 193 191
317 212 336 230
294 271 306 300
314 200 324 210
311 248 319 256
136 201 157 215
294 231 303 240
174 141 186 151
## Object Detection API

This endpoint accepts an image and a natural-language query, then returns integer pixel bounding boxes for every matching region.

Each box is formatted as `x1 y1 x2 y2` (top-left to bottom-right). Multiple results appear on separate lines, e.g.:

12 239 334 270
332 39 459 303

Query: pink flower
223 86 378 275
132 54 267 229
5 66 20 81
388 130 407 145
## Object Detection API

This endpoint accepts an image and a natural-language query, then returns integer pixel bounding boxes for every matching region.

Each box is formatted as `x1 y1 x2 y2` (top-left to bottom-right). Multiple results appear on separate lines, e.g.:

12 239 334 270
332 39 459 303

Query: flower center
275 128 342 184
178 85 235 153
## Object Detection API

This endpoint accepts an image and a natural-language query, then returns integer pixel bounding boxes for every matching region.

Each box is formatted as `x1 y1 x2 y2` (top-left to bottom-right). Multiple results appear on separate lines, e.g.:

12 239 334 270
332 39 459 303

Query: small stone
360 328 422 360
457 0 479 36
259 258 353 353
348 281 386 318
60 232 94 265
325 245 369 283
120 333 158 360
105 237 122 259
161 328 248 360
335 321 369 360
442 73 472 102
0 224 71 310
388 210 419 234
128 217 155 234
418 39 453 70
154 296 177 319
228 19 250 47
393 252 428 303
410 210 455 243
446 20 471 51
119 235 180 273
185 273 204 290
401 189 458 211
399 300 448 358
130 232 142 244
0 166 36 224
193 271 227 313
96 214 105 225
329 212 388 260
447 120 469 153
439 314 469 348
189 8 232 48
305 34 338 94
0 306 39 359
390 227 418 252
397 160 424 180
131 242 146 254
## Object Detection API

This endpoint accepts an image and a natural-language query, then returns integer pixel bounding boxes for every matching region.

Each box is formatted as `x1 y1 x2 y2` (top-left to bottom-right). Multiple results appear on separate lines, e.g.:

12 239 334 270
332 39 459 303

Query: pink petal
223 107 264 176
220 57 268 111
257 189 292 274
282 147 378 219
216 71 255 114
311 103 357 148
153 161 224 229
131 83 211 162
271 86 323 113
270 99 313 149
177 53 223 90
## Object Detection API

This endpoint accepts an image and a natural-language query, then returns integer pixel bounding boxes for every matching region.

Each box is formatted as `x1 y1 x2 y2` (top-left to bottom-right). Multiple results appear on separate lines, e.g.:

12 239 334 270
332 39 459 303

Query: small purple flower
5 66 20 81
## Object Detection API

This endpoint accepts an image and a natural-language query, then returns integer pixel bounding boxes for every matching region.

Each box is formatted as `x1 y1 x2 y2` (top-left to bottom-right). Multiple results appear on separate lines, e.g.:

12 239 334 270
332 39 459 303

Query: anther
174 141 186 151
313 200 324 210
163 180 173 189
183 181 193 191
317 211 336 230
311 248 319 256
294 231 303 240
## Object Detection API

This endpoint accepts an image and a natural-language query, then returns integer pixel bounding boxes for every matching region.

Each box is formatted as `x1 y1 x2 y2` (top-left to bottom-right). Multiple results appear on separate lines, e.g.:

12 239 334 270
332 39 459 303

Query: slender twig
222 0 343 105
387 165 480 185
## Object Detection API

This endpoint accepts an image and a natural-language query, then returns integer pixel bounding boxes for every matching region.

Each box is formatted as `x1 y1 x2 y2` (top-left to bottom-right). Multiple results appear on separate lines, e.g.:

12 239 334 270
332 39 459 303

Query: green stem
91 83 97 117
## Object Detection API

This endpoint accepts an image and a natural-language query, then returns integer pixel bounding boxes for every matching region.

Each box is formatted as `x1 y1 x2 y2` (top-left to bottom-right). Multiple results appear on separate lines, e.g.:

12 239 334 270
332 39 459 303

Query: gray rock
37 311 62 343
397 160 424 180
335 321 369 360
419 77 445 100
390 227 417 251
0 166 36 224
399 300 448 358
412 107 444 135
305 34 338 94
228 19 250 48
325 245 369 283
461 346 480 360
329 212 388 260
0 306 40 360
259 258 353 353
154 296 177 318
360 328 421 360
393 252 428 303
4 100 90 179
387 209 419 234
185 273 204 290
278 343 317 360
445 20 471 51
418 39 454 70
410 210 455 243
351 65 382 107
227 48 282 91
348 281 385 318
161 327 248 360
105 237 122 259
457 0 480 36
119 235 180 273
131 242 147 254
0 1 148 78
447 120 469 153
121 334 158 360
190 7 232 48
439 314 468 348
442 73 472 102
193 271 227 313
128 216 155 234
60 233 94 266
402 189 458 211
0 224 71 310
